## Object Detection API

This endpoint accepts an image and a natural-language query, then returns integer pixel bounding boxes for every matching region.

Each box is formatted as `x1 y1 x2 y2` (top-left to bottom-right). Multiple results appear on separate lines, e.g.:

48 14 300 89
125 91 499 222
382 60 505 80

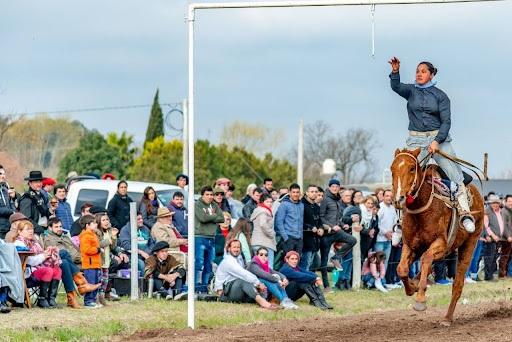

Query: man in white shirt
376 190 398 273
214 239 277 310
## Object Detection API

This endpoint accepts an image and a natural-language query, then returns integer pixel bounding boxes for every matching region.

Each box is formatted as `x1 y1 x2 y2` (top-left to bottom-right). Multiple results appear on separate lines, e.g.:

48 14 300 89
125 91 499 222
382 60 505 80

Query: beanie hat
328 179 341 187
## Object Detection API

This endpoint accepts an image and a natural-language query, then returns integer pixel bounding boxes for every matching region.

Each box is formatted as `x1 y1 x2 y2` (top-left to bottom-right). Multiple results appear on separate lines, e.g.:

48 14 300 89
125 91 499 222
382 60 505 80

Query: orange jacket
79 229 102 269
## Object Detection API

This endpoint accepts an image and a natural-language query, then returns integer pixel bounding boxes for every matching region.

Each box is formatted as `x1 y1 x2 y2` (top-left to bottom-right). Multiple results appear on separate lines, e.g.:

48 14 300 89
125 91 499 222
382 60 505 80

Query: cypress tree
145 89 164 146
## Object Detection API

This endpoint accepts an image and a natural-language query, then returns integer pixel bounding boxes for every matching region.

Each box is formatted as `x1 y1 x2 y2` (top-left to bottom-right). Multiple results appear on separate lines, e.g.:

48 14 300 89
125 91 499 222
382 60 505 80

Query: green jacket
42 230 81 264
195 198 225 238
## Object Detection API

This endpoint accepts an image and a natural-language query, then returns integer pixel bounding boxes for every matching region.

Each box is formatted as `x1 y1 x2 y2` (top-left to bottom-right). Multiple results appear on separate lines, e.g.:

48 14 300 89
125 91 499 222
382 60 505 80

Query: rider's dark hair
418 61 438 76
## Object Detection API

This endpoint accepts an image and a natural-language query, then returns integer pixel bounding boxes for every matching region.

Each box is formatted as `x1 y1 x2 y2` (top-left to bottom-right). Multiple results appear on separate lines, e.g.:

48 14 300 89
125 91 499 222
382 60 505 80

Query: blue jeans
374 241 391 284
468 239 483 276
299 251 315 271
252 246 275 270
195 237 215 293
406 134 463 184
338 251 353 282
362 273 376 288
58 250 80 292
83 269 101 306
259 278 288 302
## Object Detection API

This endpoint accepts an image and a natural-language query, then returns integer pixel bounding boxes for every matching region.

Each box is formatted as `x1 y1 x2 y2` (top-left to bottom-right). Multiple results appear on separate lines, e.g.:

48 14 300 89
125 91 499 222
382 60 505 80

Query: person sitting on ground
247 247 298 309
250 194 277 269
151 207 187 258
214 212 232 265
95 212 121 305
226 218 252 262
14 220 62 308
214 239 278 310
79 215 103 309
144 241 187 300
362 251 388 293
279 251 332 310
139 186 160 229
119 213 154 274
43 217 100 308
70 202 94 237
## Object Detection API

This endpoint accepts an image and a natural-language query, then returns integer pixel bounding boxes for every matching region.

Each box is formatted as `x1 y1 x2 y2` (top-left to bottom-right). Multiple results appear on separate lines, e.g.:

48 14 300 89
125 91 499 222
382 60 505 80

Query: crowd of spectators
0 163 509 314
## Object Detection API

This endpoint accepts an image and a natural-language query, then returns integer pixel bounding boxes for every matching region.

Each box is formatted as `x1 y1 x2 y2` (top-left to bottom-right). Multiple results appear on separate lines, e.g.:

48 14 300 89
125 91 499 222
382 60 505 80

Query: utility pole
182 98 189 176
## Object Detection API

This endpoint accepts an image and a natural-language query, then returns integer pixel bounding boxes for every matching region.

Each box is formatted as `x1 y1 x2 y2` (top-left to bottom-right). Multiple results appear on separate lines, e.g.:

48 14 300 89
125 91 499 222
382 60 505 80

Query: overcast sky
1 0 511 179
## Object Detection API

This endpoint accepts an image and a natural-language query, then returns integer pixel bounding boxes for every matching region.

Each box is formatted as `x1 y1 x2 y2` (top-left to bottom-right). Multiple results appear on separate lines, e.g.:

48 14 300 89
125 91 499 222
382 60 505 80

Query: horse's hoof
440 320 452 327
413 301 427 312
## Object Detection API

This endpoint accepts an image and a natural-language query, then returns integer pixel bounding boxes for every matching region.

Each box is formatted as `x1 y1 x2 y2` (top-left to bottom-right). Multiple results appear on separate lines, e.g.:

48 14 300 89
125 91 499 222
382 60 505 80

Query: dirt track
126 301 512 342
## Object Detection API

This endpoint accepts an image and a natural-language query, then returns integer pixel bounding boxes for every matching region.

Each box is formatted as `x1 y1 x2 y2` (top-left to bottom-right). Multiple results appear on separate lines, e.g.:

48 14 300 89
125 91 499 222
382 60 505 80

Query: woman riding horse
388 57 475 233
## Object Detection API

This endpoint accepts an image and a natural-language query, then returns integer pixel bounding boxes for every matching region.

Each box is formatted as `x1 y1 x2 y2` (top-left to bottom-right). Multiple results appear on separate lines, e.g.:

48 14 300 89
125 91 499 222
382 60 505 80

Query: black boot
47 280 59 308
0 302 11 314
37 282 51 309
303 284 328 310
312 284 333 309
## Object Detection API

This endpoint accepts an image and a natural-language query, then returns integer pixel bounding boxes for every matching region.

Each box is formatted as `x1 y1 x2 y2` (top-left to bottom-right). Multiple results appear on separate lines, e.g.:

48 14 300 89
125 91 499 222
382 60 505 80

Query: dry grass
1 279 512 341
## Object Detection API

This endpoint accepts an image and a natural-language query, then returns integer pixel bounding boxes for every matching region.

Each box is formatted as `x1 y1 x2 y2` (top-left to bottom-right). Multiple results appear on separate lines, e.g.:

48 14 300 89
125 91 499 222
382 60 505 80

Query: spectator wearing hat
213 186 230 213
151 207 188 257
194 186 225 293
242 187 263 219
483 194 509 280
19 171 52 235
70 202 94 237
214 180 232 214
144 241 187 300
53 184 74 233
139 186 161 229
107 180 133 230
168 192 188 237
4 213 29 243
176 174 189 191
0 167 16 239
41 177 56 205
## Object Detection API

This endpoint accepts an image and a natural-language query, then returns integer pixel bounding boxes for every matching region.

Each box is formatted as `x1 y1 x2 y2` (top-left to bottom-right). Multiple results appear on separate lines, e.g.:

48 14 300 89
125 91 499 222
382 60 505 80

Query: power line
0 102 180 116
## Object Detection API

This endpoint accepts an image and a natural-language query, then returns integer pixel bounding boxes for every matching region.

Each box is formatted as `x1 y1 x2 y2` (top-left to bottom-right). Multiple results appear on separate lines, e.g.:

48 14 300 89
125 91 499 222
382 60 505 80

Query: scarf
252 255 270 273
257 203 273 216
359 204 373 228
414 80 437 89
17 236 61 267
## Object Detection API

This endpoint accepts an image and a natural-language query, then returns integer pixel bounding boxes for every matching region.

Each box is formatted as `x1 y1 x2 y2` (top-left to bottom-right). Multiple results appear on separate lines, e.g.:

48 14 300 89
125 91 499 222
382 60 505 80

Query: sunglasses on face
214 193 223 196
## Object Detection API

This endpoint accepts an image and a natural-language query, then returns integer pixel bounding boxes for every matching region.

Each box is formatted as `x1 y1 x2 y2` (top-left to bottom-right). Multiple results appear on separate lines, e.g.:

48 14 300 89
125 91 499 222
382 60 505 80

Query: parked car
66 179 182 220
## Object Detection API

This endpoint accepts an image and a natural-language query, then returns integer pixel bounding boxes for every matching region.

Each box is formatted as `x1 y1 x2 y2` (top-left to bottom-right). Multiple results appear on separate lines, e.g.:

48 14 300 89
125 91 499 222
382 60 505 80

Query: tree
145 89 164 146
58 131 124 180
106 132 138 178
303 121 379 185
220 120 285 157
129 137 296 198
0 114 21 146
3 115 87 177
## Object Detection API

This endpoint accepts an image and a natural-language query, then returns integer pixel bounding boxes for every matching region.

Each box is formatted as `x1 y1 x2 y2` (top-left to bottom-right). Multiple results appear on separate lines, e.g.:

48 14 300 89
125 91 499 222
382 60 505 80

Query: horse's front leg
397 243 417 296
414 238 447 311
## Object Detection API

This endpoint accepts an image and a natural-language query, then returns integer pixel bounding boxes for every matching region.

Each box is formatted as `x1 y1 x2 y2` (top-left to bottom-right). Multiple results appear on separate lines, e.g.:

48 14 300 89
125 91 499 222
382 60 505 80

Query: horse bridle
393 151 432 200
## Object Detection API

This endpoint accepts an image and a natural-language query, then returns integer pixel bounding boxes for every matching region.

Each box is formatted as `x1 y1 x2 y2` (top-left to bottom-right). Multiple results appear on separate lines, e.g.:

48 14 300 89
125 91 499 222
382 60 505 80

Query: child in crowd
361 251 388 293
95 212 119 305
79 215 102 308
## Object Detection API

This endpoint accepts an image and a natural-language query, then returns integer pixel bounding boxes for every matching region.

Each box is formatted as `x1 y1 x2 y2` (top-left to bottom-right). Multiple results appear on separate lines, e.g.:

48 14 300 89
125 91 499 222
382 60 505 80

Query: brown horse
390 148 484 325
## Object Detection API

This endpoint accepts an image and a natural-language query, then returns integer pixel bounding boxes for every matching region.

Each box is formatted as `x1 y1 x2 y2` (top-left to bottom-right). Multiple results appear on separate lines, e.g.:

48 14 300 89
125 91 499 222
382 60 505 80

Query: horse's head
390 148 421 208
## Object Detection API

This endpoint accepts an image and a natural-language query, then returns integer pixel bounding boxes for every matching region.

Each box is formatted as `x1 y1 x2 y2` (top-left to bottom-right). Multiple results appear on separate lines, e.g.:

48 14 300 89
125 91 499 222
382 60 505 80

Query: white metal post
129 202 139 300
187 5 196 330
182 98 189 176
297 119 304 190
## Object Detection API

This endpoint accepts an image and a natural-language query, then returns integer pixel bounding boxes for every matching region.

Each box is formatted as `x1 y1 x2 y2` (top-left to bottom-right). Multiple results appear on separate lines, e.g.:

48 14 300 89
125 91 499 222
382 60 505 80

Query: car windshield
157 189 181 207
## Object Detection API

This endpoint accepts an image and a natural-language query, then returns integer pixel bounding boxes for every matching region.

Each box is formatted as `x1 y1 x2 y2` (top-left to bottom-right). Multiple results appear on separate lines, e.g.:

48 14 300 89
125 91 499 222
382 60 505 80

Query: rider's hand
428 141 440 154
388 57 400 73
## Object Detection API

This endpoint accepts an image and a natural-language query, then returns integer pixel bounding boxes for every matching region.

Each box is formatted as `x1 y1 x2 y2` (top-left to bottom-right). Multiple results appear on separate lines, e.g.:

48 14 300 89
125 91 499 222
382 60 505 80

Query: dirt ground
126 301 512 342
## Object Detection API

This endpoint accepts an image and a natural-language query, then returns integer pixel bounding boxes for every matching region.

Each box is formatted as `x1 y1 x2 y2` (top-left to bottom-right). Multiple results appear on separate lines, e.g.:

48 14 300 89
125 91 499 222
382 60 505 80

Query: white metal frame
186 0 504 329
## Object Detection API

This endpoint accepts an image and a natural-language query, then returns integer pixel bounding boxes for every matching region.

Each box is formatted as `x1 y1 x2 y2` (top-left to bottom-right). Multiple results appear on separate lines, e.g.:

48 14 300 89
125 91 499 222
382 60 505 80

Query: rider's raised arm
434 92 451 144
389 72 413 100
